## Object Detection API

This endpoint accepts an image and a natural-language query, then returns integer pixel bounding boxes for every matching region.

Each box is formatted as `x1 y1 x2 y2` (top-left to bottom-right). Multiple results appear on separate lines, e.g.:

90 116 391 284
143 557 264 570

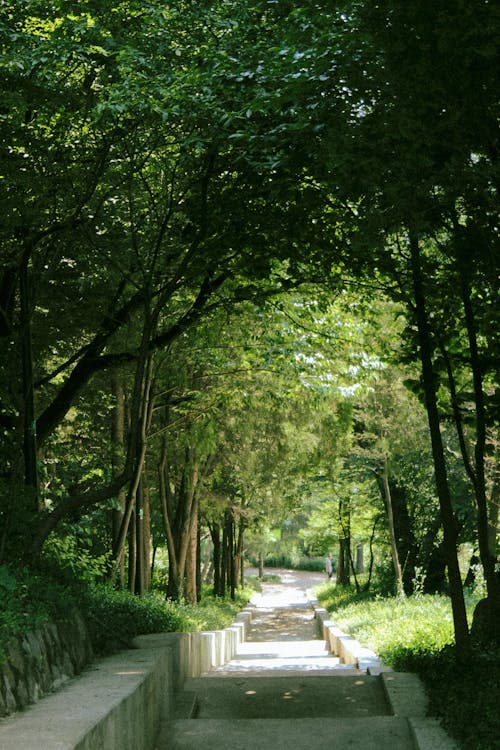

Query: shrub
0 563 78 664
317 582 497 750
251 554 325 572
81 584 185 654
1 551 254 663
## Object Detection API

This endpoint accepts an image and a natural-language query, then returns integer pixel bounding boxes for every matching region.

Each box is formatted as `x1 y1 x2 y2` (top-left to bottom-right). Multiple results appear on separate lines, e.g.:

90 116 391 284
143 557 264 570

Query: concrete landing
208 638 356 674
160 568 458 750
185 674 390 719
163 717 415 749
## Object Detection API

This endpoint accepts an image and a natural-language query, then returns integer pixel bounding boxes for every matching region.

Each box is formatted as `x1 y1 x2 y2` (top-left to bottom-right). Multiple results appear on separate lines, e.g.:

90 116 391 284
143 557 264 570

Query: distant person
325 553 333 579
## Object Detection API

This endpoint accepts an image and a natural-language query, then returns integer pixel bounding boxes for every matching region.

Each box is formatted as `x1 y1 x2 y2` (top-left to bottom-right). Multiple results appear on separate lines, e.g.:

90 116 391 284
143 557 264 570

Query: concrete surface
0 568 459 750
165 717 415 749
0 646 172 750
161 568 459 750
185 674 391 719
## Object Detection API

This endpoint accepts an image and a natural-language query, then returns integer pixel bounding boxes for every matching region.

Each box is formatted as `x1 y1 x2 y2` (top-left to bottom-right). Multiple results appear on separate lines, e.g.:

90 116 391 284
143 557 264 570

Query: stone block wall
0 610 93 717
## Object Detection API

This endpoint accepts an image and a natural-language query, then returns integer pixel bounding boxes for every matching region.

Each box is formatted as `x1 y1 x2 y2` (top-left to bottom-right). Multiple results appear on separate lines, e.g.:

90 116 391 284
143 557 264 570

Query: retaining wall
0 610 93 717
0 606 254 750
312 602 389 673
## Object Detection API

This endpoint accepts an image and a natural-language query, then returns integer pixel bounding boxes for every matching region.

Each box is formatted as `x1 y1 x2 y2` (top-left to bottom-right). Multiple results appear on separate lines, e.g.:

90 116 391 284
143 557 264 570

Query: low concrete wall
0 607 254 750
313 604 389 672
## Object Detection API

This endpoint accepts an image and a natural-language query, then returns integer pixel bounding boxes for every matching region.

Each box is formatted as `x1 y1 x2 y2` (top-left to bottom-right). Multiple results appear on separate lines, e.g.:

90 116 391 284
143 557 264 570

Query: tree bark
185 499 199 604
409 231 470 661
161 449 200 601
142 470 151 592
19 247 38 510
128 509 136 593
459 271 500 606
209 522 222 596
337 498 351 586
134 479 145 595
381 455 405 596
111 372 126 587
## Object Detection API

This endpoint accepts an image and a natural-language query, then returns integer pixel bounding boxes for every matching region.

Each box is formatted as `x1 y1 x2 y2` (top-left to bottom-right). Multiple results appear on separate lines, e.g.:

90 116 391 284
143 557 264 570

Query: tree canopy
1 0 499 659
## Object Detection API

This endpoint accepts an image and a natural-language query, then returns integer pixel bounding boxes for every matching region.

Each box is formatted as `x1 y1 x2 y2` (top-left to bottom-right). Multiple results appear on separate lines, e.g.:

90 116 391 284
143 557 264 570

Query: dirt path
244 567 327 641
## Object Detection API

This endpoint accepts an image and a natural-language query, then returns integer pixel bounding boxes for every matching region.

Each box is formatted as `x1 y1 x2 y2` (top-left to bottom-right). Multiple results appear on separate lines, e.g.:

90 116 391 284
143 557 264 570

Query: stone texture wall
0 610 93 717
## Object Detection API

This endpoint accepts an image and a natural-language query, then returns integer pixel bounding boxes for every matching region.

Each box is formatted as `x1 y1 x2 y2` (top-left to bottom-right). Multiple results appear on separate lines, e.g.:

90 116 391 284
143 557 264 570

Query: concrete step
179 674 391 719
159 716 416 750
209 637 354 674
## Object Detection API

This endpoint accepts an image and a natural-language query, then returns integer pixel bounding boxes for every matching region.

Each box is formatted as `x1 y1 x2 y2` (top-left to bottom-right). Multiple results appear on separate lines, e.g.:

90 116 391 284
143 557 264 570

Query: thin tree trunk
365 517 379 591
185 500 199 604
258 551 264 579
337 499 351 586
112 351 154 576
128 509 136 593
19 247 38 510
382 455 405 596
196 523 202 602
460 272 500 605
221 514 230 598
111 372 126 587
134 480 145 595
142 470 151 591
409 231 470 661
228 512 235 600
209 523 222 596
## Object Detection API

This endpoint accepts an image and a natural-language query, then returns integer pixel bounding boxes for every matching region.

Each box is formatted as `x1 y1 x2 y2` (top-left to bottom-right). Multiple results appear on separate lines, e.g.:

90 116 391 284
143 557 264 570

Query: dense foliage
0 0 498 681
317 581 500 750
0 557 252 663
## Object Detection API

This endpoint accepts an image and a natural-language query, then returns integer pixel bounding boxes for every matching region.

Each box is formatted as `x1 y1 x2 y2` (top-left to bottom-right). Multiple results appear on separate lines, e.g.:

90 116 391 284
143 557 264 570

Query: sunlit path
209 568 354 674
158 570 419 749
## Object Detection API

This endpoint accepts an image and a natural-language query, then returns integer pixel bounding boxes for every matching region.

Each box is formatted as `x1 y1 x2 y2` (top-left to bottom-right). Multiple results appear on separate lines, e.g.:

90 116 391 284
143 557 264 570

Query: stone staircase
156 585 457 750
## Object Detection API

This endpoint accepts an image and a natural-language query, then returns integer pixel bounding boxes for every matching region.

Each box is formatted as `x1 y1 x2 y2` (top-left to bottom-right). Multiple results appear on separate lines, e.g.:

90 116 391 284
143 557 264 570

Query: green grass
317 584 456 661
316 581 500 750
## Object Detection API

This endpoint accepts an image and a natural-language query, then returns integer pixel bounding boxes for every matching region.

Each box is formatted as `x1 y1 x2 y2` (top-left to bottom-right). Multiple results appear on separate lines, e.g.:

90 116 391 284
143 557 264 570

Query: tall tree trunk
365 517 379 590
337 538 351 586
111 372 126 587
134 480 145 595
337 498 351 586
409 231 470 661
381 455 405 596
459 272 500 607
112 347 154 576
185 499 199 604
209 523 222 596
228 511 235 600
128 509 136 593
488 478 499 561
221 515 229 598
142 470 151 592
236 518 245 589
196 523 202 602
19 247 38 512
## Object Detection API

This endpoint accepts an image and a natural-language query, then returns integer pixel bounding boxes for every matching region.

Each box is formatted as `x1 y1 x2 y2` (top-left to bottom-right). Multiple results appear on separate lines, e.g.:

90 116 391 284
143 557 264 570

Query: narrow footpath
157 570 428 750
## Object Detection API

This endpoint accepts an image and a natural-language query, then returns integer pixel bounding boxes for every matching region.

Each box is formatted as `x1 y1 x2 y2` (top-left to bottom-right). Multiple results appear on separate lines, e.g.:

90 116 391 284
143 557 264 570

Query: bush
250 554 325 572
81 584 185 655
394 646 500 750
316 582 497 750
0 563 79 664
1 548 254 662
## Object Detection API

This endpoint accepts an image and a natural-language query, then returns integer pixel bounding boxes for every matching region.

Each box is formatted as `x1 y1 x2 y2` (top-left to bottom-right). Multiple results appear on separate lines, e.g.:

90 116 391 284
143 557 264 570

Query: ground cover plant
316 582 500 750
0 559 253 664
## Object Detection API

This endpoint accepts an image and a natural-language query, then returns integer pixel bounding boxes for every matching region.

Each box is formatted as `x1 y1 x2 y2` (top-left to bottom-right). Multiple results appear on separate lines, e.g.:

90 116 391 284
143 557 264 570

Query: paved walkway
159 569 419 749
